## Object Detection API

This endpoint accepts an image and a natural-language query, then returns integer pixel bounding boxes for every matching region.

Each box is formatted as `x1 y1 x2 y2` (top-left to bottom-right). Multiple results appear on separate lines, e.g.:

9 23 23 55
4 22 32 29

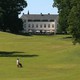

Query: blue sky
19 0 58 16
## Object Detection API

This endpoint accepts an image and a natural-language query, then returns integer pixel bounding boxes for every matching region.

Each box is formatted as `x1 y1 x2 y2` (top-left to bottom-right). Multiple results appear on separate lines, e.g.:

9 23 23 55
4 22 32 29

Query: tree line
53 0 80 44
0 0 27 33
0 0 80 44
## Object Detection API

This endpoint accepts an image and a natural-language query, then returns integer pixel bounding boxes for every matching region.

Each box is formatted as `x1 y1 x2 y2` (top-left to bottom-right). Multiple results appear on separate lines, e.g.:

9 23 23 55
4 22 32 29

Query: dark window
52 24 54 28
44 24 46 28
34 20 41 22
40 25 42 28
36 24 38 28
23 20 26 23
32 24 34 28
28 19 33 22
42 20 48 22
28 24 30 27
48 24 50 28
50 20 54 22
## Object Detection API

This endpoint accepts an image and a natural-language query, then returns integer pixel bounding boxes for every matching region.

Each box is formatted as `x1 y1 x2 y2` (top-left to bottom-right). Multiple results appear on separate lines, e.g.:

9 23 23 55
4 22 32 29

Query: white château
21 13 58 34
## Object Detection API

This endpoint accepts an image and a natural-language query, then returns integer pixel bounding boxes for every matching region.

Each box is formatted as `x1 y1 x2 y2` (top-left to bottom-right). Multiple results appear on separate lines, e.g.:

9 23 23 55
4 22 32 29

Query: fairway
0 32 80 80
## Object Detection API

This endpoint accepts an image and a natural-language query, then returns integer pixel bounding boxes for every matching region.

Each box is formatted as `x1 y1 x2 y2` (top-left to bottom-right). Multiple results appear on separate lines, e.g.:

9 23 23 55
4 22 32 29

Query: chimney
28 10 29 15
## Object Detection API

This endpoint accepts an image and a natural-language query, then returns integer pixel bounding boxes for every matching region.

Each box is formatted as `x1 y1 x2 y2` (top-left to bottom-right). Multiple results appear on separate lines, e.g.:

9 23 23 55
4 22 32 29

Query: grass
0 32 80 80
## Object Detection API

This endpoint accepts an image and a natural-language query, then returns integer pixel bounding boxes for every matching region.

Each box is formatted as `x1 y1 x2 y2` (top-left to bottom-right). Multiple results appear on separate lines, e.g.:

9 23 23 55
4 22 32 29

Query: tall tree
0 7 3 17
53 0 80 44
0 7 4 29
68 0 80 44
53 0 71 34
0 0 27 33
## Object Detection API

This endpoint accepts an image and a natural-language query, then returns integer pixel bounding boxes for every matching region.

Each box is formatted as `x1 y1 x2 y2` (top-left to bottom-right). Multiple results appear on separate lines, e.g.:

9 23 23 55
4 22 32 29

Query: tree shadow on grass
0 51 39 57
62 36 72 39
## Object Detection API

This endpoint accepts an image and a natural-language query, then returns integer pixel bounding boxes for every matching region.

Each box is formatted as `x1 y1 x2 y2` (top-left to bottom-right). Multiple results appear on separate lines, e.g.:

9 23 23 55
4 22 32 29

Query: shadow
62 36 72 39
0 51 39 57
6 31 33 36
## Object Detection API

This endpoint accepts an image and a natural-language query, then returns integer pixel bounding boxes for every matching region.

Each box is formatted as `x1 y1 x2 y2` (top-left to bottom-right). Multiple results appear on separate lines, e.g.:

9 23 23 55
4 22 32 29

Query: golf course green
0 32 80 80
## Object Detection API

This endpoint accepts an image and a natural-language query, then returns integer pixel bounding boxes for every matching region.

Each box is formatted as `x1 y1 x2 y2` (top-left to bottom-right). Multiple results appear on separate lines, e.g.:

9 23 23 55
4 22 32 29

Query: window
28 24 30 28
34 20 41 22
23 24 26 28
36 24 38 28
40 24 42 28
42 20 48 22
50 20 54 22
23 20 26 23
52 24 54 28
44 24 46 28
32 24 34 28
48 24 50 28
28 19 33 22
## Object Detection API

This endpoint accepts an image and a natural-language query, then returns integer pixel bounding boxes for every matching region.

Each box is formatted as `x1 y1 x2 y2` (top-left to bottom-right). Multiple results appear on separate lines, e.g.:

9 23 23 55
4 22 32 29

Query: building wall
21 14 58 34
25 22 55 32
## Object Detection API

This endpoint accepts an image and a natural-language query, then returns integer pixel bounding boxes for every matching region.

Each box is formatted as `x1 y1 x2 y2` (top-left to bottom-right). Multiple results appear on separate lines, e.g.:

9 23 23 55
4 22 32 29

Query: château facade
21 13 58 34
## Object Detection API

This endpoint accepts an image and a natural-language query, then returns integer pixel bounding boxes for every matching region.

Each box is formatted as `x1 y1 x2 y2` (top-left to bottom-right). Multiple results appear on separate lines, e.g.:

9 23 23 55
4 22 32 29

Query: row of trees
53 0 80 44
0 0 27 33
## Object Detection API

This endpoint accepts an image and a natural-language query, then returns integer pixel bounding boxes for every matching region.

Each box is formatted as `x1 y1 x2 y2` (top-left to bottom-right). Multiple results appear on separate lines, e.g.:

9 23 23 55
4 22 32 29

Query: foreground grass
0 32 80 80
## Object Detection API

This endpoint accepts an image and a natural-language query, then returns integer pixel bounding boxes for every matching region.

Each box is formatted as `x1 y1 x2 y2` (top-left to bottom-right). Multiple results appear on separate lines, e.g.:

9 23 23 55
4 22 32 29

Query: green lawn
0 32 80 80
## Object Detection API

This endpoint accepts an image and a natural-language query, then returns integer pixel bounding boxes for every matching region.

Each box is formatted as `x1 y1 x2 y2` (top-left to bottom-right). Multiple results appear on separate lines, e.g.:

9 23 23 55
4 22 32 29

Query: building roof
21 13 58 21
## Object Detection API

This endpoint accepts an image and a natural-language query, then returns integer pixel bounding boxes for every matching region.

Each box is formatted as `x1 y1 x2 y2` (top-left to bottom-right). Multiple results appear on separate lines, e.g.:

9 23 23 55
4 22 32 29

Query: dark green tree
0 7 4 28
0 0 27 33
0 7 3 17
68 0 80 44
53 0 80 44
53 0 71 34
